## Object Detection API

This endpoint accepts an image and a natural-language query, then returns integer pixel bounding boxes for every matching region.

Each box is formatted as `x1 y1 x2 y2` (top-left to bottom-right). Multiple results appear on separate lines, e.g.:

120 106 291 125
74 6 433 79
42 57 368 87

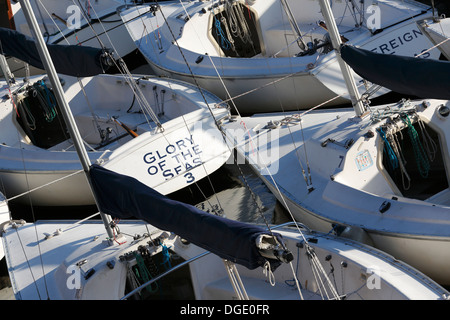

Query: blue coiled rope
377 127 399 171
214 16 231 50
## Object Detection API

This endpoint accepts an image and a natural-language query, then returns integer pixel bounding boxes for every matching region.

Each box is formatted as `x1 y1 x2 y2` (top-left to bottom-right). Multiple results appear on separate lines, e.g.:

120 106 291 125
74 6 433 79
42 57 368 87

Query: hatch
379 113 449 202
210 2 261 58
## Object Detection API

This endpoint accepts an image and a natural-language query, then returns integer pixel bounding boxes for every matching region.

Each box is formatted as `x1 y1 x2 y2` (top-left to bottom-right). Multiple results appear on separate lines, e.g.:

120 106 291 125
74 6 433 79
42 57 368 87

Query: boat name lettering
370 29 430 58
143 136 202 182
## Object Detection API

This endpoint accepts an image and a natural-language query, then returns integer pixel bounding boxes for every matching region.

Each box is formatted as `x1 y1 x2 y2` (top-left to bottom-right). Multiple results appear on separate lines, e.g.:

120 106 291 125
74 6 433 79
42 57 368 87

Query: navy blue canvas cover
89 164 283 270
340 45 450 100
0 27 111 76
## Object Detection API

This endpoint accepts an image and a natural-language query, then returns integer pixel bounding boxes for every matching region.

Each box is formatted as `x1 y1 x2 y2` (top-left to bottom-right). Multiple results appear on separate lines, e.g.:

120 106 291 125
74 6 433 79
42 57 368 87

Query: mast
18 0 115 240
318 0 366 117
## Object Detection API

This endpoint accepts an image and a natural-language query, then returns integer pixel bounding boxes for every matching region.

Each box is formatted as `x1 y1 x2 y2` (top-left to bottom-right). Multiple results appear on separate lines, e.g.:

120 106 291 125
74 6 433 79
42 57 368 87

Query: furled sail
0 27 113 76
89 164 287 270
340 45 450 100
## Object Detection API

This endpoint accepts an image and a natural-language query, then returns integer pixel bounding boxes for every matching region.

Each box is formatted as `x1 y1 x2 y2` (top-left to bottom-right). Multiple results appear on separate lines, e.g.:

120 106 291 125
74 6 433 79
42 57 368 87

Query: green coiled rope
403 115 430 178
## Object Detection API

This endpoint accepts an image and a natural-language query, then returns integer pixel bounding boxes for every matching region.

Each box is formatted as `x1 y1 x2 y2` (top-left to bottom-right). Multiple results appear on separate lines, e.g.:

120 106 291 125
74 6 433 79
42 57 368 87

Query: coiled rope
377 127 399 171
31 80 58 123
403 115 431 178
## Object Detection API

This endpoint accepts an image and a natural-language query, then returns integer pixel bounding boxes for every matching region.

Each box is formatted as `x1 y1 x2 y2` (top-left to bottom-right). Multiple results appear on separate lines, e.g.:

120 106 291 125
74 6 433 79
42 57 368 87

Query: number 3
184 172 195 183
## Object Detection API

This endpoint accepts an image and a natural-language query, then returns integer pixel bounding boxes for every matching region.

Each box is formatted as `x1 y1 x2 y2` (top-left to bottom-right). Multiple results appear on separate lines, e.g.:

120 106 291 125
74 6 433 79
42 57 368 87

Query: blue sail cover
89 165 283 270
0 27 112 77
340 45 450 100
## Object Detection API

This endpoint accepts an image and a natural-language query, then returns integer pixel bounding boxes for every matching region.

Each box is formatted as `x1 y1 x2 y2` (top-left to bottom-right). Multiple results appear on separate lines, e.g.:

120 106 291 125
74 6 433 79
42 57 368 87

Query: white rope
288 261 304 300
263 261 276 286
306 245 341 300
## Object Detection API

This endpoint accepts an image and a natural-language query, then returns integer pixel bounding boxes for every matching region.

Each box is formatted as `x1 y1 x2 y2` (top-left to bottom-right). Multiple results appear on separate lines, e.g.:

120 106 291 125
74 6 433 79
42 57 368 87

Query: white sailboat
4 213 449 300
3 0 450 301
120 0 441 113
221 0 450 286
0 26 230 206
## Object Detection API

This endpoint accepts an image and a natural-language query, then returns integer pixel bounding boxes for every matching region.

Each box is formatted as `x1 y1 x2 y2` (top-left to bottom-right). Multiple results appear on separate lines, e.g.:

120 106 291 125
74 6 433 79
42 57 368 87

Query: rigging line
224 260 249 300
34 0 50 41
154 4 328 297
173 107 227 216
81 0 124 60
176 0 240 115
417 36 450 57
177 0 295 117
39 0 146 114
219 126 309 242
6 170 84 202
308 248 340 300
19 178 49 299
280 0 307 50
0 76 53 298
174 1 303 253
77 78 106 141
130 2 167 66
214 65 316 108
0 50 50 298
60 0 105 49
193 181 224 216
156 0 221 118
231 155 273 232
13 226 43 299
399 0 434 33
172 6 332 295
148 0 245 212
255 0 308 113
261 3 319 190
288 261 304 300
116 61 162 129
81 2 163 128
76 2 224 210
310 256 329 299
60 211 101 233
298 81 367 118
341 0 361 29
36 0 71 45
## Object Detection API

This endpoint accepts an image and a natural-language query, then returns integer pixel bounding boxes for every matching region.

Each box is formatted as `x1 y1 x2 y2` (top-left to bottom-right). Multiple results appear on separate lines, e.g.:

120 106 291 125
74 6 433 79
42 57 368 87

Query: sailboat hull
0 74 230 206
3 219 448 300
221 98 450 285
121 0 440 113
261 174 450 286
